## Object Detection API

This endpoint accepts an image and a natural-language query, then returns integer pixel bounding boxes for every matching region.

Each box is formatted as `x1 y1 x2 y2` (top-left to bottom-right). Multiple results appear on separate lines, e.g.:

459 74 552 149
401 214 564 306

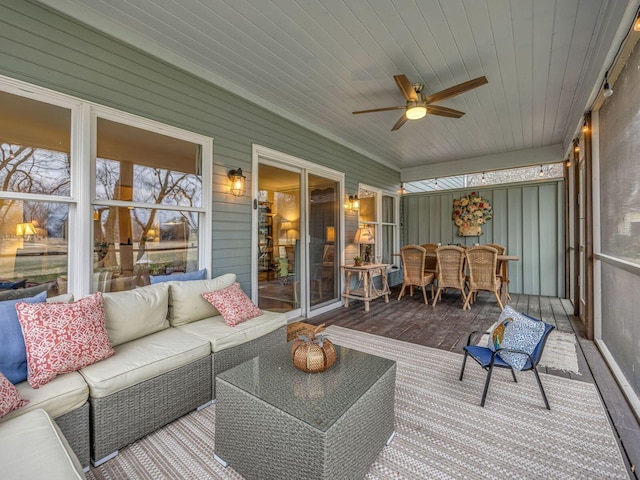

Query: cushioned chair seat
175 310 287 353
1 371 88 422
0 408 85 479
79 328 210 398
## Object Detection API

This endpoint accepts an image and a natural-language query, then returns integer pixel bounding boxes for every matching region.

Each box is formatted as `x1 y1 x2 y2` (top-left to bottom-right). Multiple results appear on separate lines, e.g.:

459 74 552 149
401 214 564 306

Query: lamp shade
326 226 335 242
16 222 36 236
354 227 374 244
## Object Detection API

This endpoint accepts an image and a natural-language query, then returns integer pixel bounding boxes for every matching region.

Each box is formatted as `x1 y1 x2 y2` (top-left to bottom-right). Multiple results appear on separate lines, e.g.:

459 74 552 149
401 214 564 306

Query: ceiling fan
352 74 488 131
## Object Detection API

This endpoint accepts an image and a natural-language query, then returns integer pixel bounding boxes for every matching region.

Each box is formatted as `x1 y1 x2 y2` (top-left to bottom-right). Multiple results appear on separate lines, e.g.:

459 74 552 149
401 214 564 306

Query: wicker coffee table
214 342 396 480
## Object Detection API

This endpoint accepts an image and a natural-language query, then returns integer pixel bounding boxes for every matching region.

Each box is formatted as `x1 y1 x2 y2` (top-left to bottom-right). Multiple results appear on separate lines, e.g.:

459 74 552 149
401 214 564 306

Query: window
0 90 72 297
404 163 564 192
0 78 212 298
358 185 399 265
93 116 205 292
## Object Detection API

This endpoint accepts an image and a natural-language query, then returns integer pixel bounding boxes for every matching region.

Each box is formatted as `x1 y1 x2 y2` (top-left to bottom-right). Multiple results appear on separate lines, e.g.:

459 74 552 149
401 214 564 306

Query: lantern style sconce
348 194 360 211
228 168 246 196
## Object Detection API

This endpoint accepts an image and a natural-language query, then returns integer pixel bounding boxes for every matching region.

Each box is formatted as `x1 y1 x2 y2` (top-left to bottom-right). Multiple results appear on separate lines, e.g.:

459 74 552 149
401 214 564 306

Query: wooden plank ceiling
40 0 634 174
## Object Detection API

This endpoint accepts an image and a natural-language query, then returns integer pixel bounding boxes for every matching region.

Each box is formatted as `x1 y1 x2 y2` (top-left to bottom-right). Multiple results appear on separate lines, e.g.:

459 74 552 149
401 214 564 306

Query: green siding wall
403 180 565 297
0 0 399 289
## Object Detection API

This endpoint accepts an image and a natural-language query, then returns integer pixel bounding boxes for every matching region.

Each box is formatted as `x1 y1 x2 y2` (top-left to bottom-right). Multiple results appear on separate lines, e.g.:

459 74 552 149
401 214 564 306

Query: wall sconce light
349 194 360 211
228 168 246 196
603 73 613 98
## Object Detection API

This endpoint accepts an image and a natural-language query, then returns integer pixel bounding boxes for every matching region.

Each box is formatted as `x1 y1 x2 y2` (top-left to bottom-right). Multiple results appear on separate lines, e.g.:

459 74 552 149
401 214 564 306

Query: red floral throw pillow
202 282 262 327
0 371 28 417
15 292 115 389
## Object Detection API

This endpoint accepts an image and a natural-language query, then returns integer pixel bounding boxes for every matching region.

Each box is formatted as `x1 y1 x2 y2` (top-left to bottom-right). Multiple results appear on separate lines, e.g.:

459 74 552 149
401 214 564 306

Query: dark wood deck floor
307 287 640 478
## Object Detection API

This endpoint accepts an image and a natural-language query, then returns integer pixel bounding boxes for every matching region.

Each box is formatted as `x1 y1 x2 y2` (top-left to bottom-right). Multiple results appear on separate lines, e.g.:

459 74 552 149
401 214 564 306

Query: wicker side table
214 343 396 480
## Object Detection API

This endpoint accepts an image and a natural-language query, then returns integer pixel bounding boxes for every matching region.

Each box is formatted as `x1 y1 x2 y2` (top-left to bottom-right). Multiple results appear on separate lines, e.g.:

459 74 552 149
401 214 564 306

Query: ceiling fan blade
425 76 488 104
427 105 465 118
352 105 406 115
394 74 419 102
391 113 408 131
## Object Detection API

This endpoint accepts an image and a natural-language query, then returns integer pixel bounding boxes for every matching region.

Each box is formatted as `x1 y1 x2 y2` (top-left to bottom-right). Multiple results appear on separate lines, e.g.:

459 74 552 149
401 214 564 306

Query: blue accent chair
459 319 556 409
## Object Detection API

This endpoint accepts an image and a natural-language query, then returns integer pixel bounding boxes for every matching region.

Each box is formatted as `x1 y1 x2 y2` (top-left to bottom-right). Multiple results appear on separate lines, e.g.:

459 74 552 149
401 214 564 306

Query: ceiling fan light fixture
406 104 427 120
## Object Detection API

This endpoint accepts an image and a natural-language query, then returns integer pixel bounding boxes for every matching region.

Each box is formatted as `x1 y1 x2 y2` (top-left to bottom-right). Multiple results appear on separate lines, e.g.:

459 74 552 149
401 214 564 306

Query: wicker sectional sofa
0 273 287 471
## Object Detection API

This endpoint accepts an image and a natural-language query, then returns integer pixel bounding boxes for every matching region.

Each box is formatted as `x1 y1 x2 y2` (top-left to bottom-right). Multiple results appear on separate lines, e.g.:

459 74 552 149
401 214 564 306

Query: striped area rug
87 326 629 480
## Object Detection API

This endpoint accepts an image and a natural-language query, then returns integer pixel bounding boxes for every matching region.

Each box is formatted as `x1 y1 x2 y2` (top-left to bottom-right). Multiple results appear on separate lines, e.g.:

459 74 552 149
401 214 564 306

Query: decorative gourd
291 324 337 373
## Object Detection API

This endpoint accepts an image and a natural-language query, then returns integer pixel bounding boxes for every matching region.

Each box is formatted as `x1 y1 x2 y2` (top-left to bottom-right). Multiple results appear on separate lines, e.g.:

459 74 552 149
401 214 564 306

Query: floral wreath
452 192 493 228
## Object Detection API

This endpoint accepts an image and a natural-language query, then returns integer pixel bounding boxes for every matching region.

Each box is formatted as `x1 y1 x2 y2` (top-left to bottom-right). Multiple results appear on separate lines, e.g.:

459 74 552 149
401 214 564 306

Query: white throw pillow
102 283 170 346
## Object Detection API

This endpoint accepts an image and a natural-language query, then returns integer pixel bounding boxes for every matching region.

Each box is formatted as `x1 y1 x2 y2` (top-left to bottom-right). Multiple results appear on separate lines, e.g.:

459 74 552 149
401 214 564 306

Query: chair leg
494 291 504 310
510 368 517 383
432 287 442 306
463 290 473 309
397 284 406 300
421 286 428 304
459 351 468 381
480 365 494 407
532 367 551 410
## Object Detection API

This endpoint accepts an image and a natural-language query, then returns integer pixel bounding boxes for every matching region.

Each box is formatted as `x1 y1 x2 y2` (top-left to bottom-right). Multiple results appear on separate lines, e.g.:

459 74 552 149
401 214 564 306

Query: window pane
359 190 376 223
599 51 640 264
93 206 199 292
1 91 71 196
0 200 68 297
382 195 394 223
96 118 202 208
382 225 394 264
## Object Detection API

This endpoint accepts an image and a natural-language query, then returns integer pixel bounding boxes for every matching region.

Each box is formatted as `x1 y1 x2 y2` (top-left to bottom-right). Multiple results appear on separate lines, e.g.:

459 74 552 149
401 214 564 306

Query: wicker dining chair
464 246 503 310
420 243 438 275
484 243 508 300
398 245 435 304
432 246 468 307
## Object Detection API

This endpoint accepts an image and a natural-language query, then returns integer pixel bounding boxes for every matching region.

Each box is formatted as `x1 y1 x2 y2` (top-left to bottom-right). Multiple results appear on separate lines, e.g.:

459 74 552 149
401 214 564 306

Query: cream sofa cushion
102 283 169 347
0 409 85 479
1 372 88 422
175 310 286 352
168 273 236 326
79 328 210 398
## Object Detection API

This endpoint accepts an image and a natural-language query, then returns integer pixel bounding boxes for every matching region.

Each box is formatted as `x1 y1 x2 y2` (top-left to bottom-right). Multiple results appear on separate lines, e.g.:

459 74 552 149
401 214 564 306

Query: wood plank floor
306 287 640 478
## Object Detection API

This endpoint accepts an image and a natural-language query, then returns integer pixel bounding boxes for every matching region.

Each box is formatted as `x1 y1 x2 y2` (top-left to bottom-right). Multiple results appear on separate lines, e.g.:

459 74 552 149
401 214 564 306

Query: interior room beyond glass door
257 164 300 313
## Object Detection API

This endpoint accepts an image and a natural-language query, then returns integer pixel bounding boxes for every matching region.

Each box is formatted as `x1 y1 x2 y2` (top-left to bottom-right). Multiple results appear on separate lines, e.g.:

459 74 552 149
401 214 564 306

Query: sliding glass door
253 146 343 318
308 174 339 309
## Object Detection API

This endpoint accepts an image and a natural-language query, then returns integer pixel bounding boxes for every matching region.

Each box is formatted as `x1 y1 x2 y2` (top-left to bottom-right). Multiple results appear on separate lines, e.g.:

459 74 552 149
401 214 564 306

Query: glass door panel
309 174 339 308
257 164 300 313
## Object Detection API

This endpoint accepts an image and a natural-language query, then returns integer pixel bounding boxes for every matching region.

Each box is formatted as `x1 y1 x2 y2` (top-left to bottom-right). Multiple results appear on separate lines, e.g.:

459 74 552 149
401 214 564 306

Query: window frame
358 183 400 267
0 74 213 298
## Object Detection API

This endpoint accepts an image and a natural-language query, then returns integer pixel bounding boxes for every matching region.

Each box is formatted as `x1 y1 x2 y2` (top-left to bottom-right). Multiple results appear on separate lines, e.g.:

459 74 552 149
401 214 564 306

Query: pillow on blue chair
0 291 47 384
487 305 546 371
149 268 207 285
